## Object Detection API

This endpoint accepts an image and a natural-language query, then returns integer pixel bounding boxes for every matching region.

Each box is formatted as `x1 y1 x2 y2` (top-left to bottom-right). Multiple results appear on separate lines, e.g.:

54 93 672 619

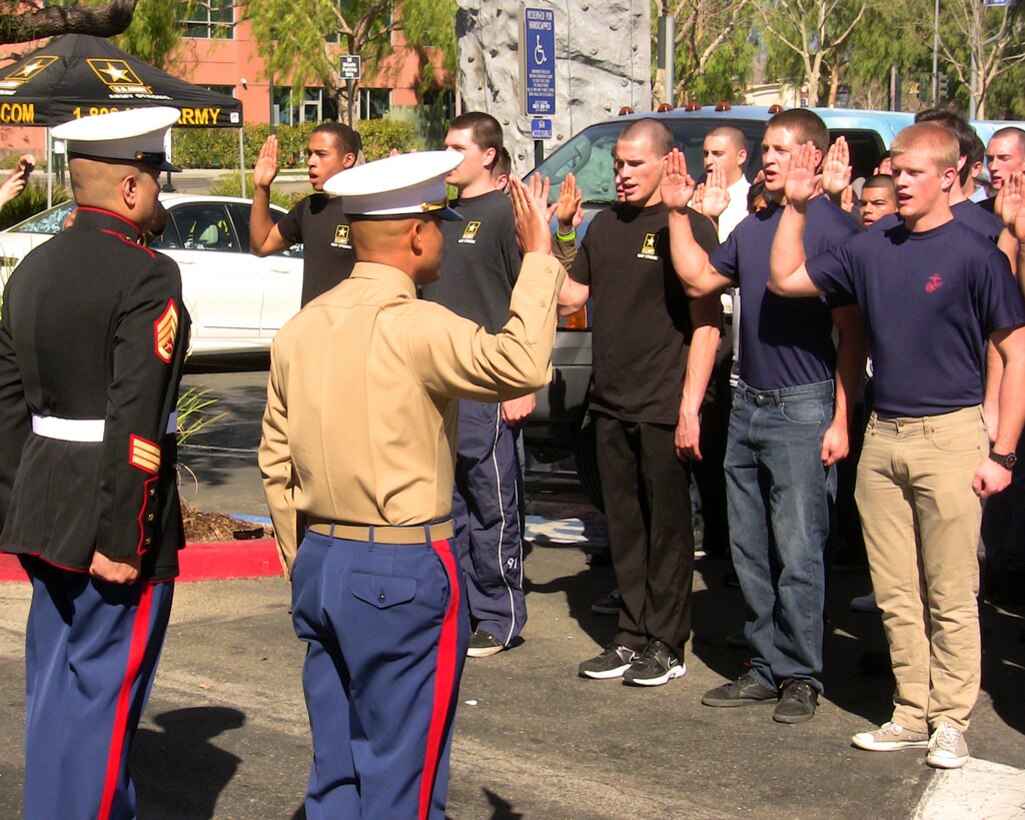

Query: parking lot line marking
912 758 1025 819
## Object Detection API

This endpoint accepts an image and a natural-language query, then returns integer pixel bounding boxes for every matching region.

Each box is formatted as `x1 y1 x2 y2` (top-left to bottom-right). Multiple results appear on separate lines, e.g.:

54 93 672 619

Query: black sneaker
578 643 638 679
466 630 505 658
622 639 686 686
701 672 778 707
590 589 621 615
773 679 818 724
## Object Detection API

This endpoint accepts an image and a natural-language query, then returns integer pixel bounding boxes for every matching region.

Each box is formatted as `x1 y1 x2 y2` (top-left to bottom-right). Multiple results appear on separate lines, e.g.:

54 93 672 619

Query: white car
0 193 304 356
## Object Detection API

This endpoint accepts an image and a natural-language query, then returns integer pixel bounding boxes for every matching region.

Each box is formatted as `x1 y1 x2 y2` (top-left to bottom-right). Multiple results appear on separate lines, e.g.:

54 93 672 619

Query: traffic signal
938 73 949 100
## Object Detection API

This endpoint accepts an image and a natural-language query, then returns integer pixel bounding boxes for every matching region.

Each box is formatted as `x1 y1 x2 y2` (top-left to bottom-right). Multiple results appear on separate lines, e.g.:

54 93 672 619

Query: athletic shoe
590 589 621 615
850 591 881 613
466 630 505 658
622 640 686 686
773 680 818 724
578 643 638 679
851 722 929 752
701 672 778 707
927 724 969 769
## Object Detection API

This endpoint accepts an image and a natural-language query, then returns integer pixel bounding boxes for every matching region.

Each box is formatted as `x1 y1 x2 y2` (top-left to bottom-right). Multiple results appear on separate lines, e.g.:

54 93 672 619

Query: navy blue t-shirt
875 200 1003 243
709 195 859 390
807 219 1025 417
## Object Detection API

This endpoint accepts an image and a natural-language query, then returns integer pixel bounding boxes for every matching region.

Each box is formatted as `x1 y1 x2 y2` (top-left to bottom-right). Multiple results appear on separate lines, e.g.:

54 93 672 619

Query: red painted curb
0 539 281 583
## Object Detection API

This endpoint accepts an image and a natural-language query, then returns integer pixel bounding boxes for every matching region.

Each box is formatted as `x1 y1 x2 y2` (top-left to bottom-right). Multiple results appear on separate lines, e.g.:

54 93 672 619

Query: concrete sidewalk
0 530 1021 818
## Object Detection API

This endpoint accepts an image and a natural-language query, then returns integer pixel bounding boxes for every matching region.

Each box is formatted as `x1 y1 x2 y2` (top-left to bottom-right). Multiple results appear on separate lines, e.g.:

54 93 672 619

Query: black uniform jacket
0 207 191 581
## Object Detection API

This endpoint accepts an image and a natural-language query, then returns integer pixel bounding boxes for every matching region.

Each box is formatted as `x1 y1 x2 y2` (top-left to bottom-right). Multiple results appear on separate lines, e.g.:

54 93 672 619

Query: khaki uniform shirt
259 252 565 574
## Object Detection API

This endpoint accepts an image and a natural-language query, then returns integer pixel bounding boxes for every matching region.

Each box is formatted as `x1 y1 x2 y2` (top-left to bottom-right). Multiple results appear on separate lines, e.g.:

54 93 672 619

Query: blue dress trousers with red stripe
290 530 469 819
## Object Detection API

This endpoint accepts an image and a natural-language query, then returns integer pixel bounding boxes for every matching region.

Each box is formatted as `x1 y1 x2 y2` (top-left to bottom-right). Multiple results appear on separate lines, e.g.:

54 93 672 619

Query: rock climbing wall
455 0 651 174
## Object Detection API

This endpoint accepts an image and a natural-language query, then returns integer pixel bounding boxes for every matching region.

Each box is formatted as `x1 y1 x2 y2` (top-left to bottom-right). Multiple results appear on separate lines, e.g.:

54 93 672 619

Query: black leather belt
307 519 454 544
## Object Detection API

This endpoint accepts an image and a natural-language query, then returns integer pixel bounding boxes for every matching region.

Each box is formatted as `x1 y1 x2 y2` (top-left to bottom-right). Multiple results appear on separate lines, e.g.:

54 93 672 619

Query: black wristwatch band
989 450 1018 470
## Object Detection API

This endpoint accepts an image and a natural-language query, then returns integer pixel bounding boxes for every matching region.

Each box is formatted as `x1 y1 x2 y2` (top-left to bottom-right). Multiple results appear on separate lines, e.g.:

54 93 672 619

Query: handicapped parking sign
521 8 556 116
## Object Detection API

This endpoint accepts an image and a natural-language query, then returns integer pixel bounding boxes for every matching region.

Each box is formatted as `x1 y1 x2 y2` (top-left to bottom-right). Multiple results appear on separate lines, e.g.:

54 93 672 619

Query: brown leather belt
307 519 454 544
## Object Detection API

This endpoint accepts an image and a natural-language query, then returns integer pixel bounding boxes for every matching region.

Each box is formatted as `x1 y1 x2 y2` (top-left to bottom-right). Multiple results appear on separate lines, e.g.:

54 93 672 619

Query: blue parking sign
522 8 556 116
530 118 553 139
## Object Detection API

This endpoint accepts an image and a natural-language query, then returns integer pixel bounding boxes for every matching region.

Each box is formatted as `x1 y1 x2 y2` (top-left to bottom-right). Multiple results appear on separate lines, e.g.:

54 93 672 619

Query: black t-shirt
421 190 521 332
709 196 859 390
807 219 1025 417
570 202 719 424
277 194 355 306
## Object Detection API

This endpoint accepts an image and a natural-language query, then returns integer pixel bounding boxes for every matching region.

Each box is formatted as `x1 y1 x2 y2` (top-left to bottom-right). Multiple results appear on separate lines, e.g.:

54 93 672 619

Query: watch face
1008 453 1019 468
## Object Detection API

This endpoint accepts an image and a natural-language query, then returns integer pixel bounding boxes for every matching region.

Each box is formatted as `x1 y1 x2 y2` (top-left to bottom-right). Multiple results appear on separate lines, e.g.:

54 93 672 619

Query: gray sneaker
578 643 638 679
927 724 969 769
701 672 778 707
851 722 929 751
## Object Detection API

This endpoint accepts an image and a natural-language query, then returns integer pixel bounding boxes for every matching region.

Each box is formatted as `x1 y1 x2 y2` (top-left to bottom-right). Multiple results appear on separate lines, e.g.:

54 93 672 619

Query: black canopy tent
0 34 245 203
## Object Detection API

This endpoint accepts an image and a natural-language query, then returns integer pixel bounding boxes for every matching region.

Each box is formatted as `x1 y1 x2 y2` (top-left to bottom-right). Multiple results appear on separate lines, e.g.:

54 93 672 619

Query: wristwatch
989 450 1018 470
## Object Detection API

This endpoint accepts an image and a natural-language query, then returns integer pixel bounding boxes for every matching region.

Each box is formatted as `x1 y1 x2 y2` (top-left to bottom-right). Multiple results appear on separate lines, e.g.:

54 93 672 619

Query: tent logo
87 59 153 95
0 55 59 90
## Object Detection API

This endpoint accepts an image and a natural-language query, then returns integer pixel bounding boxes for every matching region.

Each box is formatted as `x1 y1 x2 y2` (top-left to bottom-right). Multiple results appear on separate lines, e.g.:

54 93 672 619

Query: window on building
202 85 236 98
421 89 455 121
359 88 391 120
184 0 234 39
273 88 339 126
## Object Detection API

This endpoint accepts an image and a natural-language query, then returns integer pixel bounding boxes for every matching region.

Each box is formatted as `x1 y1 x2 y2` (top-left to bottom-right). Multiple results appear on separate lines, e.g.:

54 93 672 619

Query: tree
935 0 1025 119
753 0 868 107
245 0 457 126
0 0 140 46
115 0 193 70
656 0 756 105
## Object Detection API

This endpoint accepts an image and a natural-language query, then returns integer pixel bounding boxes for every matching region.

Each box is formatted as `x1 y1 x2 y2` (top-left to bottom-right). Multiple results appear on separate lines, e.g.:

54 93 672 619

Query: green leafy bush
208 171 303 209
171 118 423 169
0 182 71 231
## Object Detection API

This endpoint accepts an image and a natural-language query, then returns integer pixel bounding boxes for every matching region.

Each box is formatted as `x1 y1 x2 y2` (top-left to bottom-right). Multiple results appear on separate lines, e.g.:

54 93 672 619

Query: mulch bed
181 500 271 543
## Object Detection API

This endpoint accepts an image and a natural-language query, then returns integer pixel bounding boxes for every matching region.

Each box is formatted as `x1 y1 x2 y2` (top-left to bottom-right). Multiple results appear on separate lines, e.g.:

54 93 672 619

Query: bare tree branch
0 0 140 45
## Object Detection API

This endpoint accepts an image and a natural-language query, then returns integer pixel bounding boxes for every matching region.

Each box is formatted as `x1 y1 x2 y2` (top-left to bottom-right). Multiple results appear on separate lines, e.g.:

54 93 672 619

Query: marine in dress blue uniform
0 107 190 820
259 152 565 818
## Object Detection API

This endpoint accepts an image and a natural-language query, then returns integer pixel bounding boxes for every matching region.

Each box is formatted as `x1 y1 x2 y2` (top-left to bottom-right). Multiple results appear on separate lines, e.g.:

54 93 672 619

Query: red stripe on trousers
98 583 155 820
418 538 461 820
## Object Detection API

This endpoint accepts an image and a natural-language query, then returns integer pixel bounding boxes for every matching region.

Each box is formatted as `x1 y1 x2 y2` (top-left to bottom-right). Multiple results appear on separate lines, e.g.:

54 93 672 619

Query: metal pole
932 0 940 105
239 127 246 199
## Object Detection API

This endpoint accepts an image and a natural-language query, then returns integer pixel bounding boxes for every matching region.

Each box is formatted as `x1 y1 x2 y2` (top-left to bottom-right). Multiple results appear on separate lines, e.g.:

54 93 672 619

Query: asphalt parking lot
0 368 1022 819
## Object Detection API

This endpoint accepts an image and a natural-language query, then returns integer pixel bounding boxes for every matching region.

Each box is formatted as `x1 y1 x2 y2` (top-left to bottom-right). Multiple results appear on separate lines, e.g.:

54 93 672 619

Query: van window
830 129 886 181
533 118 764 207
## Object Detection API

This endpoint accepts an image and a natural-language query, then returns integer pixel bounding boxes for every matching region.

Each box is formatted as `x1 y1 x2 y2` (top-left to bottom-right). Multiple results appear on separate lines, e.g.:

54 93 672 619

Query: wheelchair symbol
534 35 548 65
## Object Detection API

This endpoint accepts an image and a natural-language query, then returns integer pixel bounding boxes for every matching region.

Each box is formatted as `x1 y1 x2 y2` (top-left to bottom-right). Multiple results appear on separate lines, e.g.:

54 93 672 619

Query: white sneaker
927 724 969 769
850 591 881 613
852 721 929 751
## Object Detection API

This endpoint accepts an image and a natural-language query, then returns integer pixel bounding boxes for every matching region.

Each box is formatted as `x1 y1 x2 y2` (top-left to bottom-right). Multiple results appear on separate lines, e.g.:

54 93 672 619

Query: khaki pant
855 406 988 733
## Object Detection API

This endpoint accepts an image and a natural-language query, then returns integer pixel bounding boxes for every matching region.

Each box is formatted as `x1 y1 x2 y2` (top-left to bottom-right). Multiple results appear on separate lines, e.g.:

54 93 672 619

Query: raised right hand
510 175 552 254
662 148 697 211
555 172 583 231
784 141 821 208
254 135 280 188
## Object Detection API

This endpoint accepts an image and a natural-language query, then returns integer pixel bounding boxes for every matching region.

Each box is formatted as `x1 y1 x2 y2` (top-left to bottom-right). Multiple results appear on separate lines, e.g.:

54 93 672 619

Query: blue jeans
725 379 836 692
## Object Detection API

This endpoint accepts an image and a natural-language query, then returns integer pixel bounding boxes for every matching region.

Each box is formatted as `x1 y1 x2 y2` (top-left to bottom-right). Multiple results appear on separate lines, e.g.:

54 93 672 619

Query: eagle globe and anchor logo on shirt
925 274 944 293
636 232 660 262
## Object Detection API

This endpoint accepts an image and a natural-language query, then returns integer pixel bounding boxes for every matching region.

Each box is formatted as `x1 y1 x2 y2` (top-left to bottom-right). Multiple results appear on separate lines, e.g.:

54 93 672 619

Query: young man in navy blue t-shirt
768 123 1025 769
667 109 867 723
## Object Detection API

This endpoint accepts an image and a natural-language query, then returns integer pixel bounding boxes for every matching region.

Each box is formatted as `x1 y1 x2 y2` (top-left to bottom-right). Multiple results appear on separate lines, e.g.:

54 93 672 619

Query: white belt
31 412 179 442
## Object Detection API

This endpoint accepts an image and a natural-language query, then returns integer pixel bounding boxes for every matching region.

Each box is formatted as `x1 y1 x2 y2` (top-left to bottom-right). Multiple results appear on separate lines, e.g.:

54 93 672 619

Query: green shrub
359 119 420 160
0 182 71 231
171 118 424 168
208 171 303 209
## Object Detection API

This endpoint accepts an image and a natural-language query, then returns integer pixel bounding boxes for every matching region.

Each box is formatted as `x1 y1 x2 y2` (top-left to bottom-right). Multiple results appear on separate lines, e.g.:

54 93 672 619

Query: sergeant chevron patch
154 300 179 363
129 435 161 474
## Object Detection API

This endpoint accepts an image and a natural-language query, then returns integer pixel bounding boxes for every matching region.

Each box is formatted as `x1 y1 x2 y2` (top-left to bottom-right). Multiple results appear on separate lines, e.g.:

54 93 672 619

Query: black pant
595 414 694 660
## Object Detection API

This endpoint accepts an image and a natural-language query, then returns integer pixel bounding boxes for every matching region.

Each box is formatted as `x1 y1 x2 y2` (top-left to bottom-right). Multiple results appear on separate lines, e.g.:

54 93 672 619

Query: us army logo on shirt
331 224 352 249
637 232 660 261
458 221 482 244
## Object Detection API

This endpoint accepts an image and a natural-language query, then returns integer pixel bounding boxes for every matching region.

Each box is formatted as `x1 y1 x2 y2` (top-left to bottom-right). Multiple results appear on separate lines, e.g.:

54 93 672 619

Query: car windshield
532 118 767 207
9 201 76 235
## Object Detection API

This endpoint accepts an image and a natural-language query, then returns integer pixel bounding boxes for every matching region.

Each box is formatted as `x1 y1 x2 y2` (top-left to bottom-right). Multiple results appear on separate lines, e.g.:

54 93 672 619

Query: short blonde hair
891 123 959 173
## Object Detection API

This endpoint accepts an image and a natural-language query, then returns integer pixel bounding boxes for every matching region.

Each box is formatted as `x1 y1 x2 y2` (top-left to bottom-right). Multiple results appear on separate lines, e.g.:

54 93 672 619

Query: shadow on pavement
135 706 245 819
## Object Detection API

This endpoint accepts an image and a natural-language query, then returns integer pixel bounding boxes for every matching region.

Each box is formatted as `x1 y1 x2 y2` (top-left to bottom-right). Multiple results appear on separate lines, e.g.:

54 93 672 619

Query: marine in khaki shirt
257 151 564 819
259 190 564 574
